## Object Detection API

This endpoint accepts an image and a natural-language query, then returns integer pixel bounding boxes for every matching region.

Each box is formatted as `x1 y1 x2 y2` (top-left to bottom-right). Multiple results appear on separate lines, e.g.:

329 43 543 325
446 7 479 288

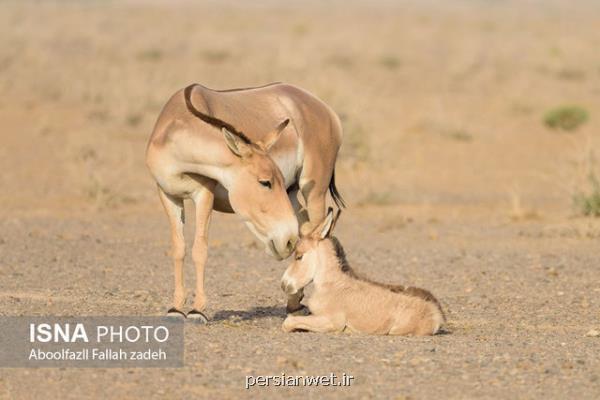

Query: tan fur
145 83 343 314
281 211 445 336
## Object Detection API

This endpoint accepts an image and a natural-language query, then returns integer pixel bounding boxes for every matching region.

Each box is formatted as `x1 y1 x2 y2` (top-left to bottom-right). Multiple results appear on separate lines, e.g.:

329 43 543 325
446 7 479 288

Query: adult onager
146 83 344 321
281 209 445 335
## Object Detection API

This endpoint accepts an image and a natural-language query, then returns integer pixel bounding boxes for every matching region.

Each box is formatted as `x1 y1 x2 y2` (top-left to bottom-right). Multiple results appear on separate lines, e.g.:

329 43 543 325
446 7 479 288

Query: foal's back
327 277 444 336
321 238 445 336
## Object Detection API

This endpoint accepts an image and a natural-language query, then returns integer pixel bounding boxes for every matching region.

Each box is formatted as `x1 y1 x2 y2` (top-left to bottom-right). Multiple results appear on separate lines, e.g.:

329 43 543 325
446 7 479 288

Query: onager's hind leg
187 178 216 323
282 315 345 333
158 188 186 317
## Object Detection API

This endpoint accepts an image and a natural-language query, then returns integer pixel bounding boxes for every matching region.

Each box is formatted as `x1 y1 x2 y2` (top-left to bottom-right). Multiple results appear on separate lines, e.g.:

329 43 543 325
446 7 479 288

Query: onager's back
281 209 445 336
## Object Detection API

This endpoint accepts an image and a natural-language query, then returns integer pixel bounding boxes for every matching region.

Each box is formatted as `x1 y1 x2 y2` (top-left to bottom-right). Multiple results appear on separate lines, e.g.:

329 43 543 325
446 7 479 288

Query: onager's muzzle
269 234 298 260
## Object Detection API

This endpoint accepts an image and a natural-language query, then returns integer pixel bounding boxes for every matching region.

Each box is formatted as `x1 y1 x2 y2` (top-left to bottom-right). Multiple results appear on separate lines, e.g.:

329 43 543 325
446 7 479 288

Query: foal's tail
329 168 346 209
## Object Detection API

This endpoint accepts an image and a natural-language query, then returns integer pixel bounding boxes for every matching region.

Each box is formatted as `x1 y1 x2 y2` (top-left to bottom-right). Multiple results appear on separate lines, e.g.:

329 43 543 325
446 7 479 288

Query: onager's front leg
282 315 345 333
300 184 327 236
158 188 186 318
287 182 327 312
188 181 216 323
286 188 307 314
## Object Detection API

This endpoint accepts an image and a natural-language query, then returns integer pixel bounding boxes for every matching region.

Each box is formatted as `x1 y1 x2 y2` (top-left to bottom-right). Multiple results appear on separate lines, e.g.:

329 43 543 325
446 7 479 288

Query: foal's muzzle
281 279 296 295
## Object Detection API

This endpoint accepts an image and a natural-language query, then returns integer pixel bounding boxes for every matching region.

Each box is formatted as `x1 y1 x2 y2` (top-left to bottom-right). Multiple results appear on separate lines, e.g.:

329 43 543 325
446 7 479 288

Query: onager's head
281 208 340 294
221 120 299 260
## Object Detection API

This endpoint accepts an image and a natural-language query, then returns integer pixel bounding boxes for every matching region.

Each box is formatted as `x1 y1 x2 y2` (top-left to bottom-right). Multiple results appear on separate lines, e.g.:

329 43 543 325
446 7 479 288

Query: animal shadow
212 305 286 321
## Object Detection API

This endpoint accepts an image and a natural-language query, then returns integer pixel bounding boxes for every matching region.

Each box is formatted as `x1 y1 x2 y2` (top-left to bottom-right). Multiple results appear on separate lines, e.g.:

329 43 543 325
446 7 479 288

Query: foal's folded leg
282 314 345 333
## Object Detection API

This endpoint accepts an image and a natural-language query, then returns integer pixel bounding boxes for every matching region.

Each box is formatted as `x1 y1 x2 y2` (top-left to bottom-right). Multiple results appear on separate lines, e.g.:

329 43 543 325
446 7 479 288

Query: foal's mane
328 237 444 314
329 237 405 293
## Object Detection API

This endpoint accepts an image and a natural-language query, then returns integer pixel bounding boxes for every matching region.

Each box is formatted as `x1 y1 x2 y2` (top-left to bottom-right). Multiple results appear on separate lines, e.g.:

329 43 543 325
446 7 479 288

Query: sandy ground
1 0 600 398
1 209 599 399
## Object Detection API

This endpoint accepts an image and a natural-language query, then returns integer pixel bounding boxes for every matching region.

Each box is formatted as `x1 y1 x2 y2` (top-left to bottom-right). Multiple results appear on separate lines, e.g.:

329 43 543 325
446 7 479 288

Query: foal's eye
259 180 272 189
295 253 303 260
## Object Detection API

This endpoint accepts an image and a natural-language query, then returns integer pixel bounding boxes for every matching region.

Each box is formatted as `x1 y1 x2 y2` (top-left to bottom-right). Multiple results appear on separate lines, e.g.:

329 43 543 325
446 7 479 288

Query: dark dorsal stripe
183 84 252 144
403 286 444 314
329 237 443 312
211 82 282 93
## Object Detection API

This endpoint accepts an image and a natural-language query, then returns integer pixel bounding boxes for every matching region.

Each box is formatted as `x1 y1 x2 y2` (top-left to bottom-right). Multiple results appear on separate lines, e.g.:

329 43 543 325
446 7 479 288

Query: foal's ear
257 118 289 152
222 127 252 157
315 207 336 240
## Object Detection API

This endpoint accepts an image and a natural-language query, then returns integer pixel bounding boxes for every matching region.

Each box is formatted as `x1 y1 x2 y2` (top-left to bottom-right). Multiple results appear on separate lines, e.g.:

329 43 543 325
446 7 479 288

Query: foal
280 209 445 336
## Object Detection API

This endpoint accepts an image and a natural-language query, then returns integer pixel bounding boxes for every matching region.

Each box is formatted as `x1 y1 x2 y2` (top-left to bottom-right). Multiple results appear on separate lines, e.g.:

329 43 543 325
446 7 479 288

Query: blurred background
1 0 599 222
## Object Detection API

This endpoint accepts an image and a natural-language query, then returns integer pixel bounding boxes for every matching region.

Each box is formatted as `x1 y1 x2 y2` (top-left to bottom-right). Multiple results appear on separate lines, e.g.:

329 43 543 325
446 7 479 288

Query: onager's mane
183 84 253 145
328 237 444 315
209 82 282 93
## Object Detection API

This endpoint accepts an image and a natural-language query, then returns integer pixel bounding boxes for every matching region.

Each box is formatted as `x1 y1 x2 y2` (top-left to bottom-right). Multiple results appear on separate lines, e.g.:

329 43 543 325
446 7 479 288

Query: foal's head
281 208 341 295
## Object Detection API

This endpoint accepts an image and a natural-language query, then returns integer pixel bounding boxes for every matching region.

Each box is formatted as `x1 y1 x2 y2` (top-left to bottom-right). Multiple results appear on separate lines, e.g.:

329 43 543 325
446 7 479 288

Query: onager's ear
257 119 289 152
314 207 335 240
222 127 252 158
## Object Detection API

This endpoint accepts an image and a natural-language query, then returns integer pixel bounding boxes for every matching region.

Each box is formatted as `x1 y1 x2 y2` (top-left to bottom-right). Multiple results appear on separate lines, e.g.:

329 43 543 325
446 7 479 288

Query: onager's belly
156 172 234 213
212 184 234 213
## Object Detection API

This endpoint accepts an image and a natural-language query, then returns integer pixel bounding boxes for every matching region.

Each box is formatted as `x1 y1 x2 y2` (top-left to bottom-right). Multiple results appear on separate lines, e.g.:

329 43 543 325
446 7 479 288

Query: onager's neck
185 153 239 190
209 163 238 189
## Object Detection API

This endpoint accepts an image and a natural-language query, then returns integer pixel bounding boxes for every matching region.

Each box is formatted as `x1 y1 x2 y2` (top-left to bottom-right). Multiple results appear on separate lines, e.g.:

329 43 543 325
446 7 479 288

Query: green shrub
544 106 588 131
379 55 400 70
200 49 230 64
447 130 473 142
136 48 163 62
573 173 600 217
126 113 143 127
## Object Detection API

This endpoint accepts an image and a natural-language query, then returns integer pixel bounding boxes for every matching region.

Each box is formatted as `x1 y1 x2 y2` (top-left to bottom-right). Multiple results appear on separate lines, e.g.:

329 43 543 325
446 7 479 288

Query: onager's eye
259 180 272 189
295 253 303 260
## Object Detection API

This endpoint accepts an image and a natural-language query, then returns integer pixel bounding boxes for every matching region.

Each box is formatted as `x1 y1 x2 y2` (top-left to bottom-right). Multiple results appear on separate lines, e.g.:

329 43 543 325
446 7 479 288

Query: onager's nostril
286 238 296 253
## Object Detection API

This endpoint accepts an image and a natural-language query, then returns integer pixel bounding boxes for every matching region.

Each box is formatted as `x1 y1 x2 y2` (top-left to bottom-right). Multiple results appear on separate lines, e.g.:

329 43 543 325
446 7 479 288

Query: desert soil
1 0 599 399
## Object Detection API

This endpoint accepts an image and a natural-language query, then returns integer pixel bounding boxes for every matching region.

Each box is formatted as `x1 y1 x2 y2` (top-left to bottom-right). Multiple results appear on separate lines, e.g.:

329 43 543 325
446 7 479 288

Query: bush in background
544 106 589 131
573 172 600 217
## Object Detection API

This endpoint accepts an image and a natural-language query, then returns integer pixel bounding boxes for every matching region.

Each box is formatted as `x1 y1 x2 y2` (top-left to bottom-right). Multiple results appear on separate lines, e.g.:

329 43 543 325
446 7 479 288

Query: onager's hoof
286 305 309 316
166 308 186 319
187 309 209 324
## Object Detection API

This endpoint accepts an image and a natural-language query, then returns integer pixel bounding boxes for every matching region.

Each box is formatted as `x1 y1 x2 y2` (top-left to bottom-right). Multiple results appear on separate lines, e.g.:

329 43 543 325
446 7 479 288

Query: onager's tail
329 168 346 209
